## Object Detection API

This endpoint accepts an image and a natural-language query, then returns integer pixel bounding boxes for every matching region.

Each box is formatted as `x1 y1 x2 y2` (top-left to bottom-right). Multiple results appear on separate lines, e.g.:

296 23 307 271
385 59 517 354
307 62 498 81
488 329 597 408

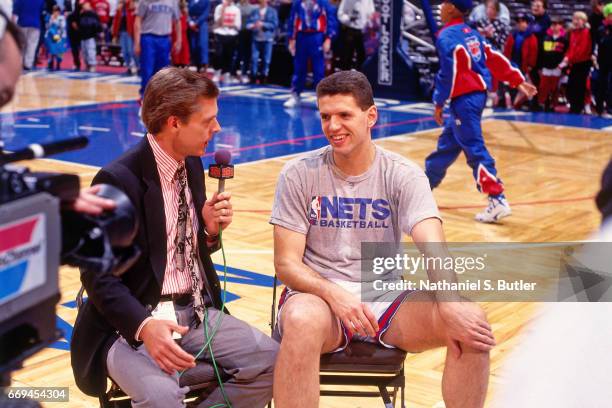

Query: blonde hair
573 11 588 22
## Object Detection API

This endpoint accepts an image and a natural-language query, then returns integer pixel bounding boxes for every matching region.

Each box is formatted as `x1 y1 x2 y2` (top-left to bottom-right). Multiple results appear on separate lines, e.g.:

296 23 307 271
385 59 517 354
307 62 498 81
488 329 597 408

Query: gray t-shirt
270 145 441 283
137 0 179 36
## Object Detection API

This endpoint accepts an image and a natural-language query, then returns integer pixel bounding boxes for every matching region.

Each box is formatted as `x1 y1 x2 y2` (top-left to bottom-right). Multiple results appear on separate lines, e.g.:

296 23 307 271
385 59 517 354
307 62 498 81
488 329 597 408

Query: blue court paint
0 96 438 168
1 83 610 169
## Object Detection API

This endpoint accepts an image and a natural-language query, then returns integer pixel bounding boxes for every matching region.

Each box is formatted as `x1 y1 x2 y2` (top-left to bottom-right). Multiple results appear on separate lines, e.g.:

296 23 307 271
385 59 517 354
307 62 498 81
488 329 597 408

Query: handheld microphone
208 150 234 193
0 136 89 165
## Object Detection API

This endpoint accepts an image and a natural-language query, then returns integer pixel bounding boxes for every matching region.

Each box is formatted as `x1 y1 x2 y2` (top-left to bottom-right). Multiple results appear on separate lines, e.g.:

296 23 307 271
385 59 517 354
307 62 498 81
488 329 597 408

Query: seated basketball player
71 67 278 408
270 71 495 408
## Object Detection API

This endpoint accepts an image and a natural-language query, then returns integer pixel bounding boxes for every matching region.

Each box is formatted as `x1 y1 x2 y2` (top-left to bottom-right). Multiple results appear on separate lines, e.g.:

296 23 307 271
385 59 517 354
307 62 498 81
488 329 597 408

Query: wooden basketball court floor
3 71 612 407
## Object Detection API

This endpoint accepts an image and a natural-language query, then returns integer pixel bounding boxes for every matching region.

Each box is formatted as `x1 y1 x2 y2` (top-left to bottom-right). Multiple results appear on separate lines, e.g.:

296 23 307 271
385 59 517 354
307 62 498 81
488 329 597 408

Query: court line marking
506 119 612 134
230 125 441 167
3 102 134 120
78 126 111 132
202 116 436 159
13 124 50 128
33 157 101 170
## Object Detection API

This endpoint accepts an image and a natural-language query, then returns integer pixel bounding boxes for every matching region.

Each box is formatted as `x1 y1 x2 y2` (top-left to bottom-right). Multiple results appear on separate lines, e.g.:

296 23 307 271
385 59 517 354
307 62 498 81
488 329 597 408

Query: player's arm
322 0 337 51
174 18 182 52
133 15 141 56
432 37 454 125
287 0 299 54
234 7 241 31
484 42 536 97
274 225 379 337
411 218 495 353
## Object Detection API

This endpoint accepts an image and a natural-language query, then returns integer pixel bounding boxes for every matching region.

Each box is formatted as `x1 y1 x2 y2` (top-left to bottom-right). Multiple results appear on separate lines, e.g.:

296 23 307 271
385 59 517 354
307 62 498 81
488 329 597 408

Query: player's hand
434 105 444 126
140 319 195 374
326 286 379 337
202 191 233 236
323 38 331 53
518 81 537 99
134 42 141 56
438 302 495 358
288 39 296 56
63 185 116 215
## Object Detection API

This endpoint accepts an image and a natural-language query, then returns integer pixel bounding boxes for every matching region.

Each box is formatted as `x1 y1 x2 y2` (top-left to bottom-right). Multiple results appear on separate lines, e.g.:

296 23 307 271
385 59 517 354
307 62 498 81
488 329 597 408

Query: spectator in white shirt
213 0 241 83
337 0 374 71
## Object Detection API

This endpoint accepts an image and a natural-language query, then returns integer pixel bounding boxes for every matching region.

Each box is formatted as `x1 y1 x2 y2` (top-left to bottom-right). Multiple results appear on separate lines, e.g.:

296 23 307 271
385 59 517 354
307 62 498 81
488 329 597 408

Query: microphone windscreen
214 150 232 166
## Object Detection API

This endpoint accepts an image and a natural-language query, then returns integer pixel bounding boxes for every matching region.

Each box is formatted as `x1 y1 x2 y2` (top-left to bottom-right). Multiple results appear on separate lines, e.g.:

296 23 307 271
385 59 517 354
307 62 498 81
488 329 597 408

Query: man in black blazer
71 67 278 408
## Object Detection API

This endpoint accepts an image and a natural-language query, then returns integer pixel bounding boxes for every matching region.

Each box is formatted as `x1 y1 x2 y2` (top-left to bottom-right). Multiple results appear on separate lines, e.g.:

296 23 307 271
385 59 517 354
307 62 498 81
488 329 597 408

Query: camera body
0 191 63 380
0 138 139 390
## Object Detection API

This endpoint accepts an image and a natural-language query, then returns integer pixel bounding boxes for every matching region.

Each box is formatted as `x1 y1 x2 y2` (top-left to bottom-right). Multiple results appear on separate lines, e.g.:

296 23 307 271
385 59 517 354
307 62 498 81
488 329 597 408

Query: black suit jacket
70 138 225 397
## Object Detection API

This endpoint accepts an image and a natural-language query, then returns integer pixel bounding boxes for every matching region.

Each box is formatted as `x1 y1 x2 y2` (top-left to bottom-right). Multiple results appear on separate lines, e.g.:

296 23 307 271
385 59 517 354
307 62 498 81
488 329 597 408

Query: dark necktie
175 163 205 323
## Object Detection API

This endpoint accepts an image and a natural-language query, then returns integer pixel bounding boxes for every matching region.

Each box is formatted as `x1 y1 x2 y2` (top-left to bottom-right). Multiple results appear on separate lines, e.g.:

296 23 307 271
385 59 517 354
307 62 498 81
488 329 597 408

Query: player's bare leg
382 291 490 408
273 294 343 408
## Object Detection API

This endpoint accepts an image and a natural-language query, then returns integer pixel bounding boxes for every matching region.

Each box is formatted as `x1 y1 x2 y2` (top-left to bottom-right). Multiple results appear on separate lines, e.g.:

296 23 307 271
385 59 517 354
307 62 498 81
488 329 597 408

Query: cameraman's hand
140 319 195 374
64 185 116 215
327 286 379 338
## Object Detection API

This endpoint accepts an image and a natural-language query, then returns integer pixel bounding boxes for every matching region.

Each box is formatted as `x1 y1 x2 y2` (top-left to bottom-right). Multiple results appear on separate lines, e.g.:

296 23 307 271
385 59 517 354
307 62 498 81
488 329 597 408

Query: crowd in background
466 0 612 117
3 0 612 116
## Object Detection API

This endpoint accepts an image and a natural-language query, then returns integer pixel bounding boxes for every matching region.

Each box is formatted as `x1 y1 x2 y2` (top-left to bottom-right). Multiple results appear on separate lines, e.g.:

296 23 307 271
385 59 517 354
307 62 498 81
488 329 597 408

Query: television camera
0 137 140 405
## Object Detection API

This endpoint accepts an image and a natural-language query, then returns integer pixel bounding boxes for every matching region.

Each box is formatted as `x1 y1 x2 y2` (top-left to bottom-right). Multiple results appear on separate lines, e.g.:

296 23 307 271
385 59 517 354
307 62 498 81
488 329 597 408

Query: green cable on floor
179 228 232 408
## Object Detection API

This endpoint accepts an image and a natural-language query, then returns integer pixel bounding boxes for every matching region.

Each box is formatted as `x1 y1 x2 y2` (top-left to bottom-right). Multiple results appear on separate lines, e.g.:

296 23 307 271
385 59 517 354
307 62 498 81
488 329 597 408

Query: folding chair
270 276 407 408
75 287 228 408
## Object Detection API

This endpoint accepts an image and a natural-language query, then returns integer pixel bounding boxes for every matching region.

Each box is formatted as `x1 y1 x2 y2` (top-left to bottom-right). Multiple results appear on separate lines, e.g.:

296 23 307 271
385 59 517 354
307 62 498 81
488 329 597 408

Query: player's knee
281 298 330 342
460 343 491 361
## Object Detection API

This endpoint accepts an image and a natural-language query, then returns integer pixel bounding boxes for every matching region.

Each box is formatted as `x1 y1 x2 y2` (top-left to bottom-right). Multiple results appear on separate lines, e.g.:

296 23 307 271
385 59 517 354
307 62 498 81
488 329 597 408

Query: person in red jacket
172 1 191 67
112 0 138 75
91 0 110 42
537 16 568 111
560 11 593 114
503 13 538 108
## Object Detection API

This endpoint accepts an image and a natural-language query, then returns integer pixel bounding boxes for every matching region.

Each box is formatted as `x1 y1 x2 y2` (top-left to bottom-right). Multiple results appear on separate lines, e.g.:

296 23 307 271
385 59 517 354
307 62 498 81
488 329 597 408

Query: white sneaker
212 70 221 83
475 196 512 223
240 74 250 84
283 93 300 108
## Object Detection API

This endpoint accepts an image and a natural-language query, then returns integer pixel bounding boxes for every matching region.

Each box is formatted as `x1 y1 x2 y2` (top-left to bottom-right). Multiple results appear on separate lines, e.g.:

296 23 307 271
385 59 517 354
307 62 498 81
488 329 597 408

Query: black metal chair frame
270 276 407 408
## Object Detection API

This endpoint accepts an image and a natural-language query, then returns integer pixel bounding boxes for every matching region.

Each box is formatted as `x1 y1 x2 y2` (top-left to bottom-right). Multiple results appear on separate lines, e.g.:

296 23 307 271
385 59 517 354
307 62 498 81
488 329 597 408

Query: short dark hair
486 0 500 12
316 71 375 111
531 0 547 9
142 67 219 134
